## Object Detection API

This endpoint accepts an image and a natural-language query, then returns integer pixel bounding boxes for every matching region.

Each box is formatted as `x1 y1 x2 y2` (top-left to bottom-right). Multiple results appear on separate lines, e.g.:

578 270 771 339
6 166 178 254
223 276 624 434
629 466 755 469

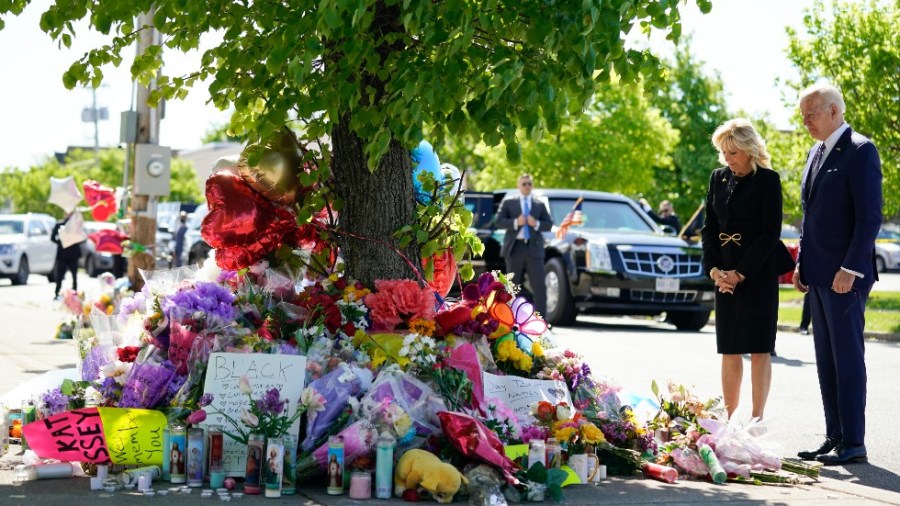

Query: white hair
799 83 846 114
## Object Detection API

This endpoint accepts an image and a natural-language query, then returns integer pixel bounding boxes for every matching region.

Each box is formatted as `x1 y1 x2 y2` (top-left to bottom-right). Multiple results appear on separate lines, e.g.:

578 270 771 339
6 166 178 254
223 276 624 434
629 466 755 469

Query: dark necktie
523 198 531 240
808 143 827 189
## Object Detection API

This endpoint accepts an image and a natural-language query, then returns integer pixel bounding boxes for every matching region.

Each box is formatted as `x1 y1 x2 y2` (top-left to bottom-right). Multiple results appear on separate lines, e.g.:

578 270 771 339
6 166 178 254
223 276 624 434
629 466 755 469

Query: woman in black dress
703 118 782 420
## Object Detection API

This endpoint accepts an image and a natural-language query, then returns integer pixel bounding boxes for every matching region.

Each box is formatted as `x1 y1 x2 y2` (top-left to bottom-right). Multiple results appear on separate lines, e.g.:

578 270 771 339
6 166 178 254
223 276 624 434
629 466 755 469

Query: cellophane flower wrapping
357 366 445 440
118 357 176 408
697 417 782 477
437 411 520 484
301 364 366 451
311 419 379 467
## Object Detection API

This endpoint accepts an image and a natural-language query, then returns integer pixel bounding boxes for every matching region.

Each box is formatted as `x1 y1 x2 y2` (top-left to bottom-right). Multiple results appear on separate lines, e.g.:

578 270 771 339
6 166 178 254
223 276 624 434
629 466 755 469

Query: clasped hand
713 269 742 294
517 214 536 227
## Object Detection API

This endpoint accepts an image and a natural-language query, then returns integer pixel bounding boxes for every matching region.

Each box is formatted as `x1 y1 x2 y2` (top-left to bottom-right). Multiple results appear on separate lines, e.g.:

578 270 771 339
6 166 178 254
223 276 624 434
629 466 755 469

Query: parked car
467 190 716 330
778 224 801 285
185 204 212 266
0 213 58 285
82 221 125 277
875 228 900 273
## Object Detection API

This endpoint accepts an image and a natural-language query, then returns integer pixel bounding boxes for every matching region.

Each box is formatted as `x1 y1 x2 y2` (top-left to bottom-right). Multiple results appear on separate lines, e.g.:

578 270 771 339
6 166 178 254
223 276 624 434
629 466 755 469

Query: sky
0 0 821 170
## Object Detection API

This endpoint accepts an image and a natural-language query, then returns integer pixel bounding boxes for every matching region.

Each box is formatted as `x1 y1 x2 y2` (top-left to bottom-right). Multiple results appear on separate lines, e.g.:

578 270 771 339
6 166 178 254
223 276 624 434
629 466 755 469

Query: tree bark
331 116 420 286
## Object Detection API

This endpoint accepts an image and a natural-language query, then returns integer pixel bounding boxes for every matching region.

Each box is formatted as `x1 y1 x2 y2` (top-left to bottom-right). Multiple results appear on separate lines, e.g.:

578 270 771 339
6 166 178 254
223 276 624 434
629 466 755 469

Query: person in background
799 293 811 335
702 118 783 422
51 212 83 300
794 83 881 466
640 198 682 232
495 174 554 316
173 211 188 267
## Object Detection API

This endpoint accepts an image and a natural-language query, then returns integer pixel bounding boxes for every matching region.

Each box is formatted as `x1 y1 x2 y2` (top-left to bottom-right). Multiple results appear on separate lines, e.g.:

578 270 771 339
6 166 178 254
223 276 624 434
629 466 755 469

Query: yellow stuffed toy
394 449 468 504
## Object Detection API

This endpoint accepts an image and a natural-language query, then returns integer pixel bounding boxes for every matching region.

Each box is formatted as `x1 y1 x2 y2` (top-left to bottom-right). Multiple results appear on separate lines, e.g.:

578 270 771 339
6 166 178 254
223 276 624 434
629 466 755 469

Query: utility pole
127 8 162 291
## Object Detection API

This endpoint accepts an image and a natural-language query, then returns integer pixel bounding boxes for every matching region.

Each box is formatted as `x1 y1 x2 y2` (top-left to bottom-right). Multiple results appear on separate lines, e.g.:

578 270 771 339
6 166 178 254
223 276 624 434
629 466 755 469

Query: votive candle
349 471 372 499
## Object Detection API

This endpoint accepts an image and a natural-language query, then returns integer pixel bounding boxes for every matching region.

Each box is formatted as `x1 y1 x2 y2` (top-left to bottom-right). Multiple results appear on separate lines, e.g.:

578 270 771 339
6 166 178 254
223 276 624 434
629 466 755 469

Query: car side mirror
660 224 678 236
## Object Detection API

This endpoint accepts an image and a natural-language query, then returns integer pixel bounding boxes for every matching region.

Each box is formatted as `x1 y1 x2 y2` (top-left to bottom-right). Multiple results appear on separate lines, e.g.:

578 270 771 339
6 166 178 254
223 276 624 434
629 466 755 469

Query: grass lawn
777 287 900 334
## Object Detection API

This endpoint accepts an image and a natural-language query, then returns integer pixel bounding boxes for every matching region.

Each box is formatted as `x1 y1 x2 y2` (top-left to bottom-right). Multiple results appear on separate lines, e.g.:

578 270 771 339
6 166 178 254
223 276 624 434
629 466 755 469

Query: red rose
116 346 142 363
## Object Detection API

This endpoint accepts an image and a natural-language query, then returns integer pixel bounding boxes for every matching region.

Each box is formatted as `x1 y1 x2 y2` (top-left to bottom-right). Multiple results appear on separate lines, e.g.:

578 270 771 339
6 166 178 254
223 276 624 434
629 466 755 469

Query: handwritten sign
200 353 307 476
102 407 167 465
482 372 573 421
21 407 166 465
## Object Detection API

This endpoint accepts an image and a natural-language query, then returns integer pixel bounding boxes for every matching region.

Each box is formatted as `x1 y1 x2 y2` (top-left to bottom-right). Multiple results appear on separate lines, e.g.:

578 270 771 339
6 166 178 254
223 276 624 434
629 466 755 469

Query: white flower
556 403 573 421
83 386 103 406
300 387 327 426
238 376 253 394
100 360 133 385
240 408 259 428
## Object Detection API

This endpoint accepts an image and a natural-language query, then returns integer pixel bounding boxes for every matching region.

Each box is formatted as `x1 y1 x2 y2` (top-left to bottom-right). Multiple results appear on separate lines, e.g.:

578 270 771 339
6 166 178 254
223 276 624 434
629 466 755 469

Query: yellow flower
496 340 513 361
517 354 533 372
554 426 577 444
371 348 387 369
394 413 412 438
409 318 436 337
580 423 606 444
531 341 545 358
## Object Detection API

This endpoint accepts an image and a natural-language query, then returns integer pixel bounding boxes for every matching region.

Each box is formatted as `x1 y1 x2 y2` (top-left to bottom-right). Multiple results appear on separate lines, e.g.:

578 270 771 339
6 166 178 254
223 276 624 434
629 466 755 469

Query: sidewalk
2 447 900 506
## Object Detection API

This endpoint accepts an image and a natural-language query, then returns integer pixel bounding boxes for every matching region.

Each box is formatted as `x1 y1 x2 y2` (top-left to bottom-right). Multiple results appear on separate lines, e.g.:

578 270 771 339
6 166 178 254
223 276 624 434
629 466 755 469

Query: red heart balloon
201 169 299 270
83 180 117 222
424 249 457 298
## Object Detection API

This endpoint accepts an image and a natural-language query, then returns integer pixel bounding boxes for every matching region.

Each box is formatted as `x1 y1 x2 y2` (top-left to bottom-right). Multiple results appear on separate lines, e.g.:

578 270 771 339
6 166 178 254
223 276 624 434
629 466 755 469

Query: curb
774 323 900 343
707 320 900 343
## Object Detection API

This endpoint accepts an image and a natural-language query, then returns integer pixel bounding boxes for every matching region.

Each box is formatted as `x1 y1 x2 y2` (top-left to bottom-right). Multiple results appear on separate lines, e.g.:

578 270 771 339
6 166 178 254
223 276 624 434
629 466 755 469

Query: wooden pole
127 9 161 291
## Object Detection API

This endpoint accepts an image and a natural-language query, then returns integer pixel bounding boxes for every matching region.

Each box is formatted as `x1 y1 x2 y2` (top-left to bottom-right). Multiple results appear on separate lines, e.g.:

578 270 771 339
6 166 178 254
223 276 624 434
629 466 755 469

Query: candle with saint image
642 462 678 483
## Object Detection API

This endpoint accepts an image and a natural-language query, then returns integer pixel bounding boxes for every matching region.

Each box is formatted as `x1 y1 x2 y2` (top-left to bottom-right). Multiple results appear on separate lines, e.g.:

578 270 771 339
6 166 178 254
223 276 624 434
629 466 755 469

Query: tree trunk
331 116 420 286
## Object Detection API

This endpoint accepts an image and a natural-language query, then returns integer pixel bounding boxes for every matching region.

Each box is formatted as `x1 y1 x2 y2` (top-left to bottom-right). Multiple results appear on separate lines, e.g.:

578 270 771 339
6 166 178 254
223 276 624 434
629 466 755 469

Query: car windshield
547 198 654 232
0 219 25 234
877 229 900 241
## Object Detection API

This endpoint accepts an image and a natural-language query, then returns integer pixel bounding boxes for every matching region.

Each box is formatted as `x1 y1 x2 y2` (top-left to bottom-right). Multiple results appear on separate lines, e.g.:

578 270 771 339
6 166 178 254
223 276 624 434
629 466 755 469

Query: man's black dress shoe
818 444 868 465
797 438 840 460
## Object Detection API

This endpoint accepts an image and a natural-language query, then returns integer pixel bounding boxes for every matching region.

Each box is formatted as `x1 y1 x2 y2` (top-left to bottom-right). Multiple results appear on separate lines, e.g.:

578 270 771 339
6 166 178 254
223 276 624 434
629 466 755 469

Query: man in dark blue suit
495 174 553 315
793 83 882 466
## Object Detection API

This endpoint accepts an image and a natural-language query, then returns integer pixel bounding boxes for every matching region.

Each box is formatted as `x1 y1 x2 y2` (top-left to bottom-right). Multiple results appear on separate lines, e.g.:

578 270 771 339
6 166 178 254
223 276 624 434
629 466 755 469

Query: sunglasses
520 181 533 186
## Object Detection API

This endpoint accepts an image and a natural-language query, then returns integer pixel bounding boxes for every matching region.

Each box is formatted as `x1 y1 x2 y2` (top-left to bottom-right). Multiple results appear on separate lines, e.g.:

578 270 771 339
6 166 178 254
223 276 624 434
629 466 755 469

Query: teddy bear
394 449 469 504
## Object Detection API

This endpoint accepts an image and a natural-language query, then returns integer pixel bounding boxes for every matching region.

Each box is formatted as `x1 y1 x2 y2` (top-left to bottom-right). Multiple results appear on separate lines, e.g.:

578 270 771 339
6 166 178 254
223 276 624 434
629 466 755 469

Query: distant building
175 142 243 194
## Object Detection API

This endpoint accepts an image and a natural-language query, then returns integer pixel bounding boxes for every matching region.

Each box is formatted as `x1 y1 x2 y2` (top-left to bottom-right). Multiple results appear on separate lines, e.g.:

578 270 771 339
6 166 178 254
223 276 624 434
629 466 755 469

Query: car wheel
667 310 711 331
85 255 98 277
12 256 29 286
544 257 577 326
875 255 886 273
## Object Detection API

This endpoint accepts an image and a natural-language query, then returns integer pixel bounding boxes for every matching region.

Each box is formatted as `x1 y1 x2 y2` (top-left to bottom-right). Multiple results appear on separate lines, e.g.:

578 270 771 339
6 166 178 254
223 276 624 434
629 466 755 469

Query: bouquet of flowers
187 375 314 444
649 380 725 439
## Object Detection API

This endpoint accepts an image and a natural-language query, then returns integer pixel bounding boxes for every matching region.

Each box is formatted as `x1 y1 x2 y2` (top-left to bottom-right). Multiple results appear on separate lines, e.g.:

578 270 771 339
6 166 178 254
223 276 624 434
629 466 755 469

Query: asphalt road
1 271 899 504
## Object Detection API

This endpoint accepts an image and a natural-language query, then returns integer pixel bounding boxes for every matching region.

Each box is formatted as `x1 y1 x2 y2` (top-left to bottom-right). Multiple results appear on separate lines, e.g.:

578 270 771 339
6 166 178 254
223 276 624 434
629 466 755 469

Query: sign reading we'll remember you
22 407 167 465
200 353 307 476
481 372 574 421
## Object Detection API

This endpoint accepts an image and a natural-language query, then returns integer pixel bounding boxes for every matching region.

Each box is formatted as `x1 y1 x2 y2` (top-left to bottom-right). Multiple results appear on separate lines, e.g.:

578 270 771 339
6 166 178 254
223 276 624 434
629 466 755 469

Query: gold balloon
238 131 304 206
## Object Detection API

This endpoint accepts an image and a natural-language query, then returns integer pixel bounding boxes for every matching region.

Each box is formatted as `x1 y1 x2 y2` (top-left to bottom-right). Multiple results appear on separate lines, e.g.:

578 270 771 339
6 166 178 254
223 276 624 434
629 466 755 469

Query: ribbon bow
719 233 742 246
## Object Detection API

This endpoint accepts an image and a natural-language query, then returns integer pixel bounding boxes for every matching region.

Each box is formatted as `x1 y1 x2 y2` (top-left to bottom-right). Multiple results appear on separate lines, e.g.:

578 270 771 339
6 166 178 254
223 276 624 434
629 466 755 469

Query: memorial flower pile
30 139 822 500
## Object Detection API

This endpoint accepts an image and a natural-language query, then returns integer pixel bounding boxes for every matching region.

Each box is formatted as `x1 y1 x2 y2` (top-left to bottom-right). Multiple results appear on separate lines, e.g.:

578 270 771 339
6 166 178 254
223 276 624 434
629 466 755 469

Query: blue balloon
410 140 443 204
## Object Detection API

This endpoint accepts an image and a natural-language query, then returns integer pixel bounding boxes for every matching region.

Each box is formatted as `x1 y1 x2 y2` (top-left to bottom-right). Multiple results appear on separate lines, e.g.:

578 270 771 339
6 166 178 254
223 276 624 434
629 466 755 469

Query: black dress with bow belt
701 167 783 354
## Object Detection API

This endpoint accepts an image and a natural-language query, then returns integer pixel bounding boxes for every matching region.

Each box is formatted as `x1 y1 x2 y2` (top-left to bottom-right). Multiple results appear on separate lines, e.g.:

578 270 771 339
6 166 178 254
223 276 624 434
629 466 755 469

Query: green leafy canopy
783 0 899 218
5 0 711 170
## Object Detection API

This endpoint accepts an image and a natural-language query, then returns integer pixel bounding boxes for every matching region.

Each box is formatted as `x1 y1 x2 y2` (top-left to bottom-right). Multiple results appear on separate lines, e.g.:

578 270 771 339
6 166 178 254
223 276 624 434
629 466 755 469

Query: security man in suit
794 83 882 466
495 174 554 316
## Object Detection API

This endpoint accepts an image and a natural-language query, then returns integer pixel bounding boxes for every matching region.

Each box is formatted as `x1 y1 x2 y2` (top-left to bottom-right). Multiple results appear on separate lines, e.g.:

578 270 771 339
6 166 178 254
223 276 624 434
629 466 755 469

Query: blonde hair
799 82 845 114
711 118 771 170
